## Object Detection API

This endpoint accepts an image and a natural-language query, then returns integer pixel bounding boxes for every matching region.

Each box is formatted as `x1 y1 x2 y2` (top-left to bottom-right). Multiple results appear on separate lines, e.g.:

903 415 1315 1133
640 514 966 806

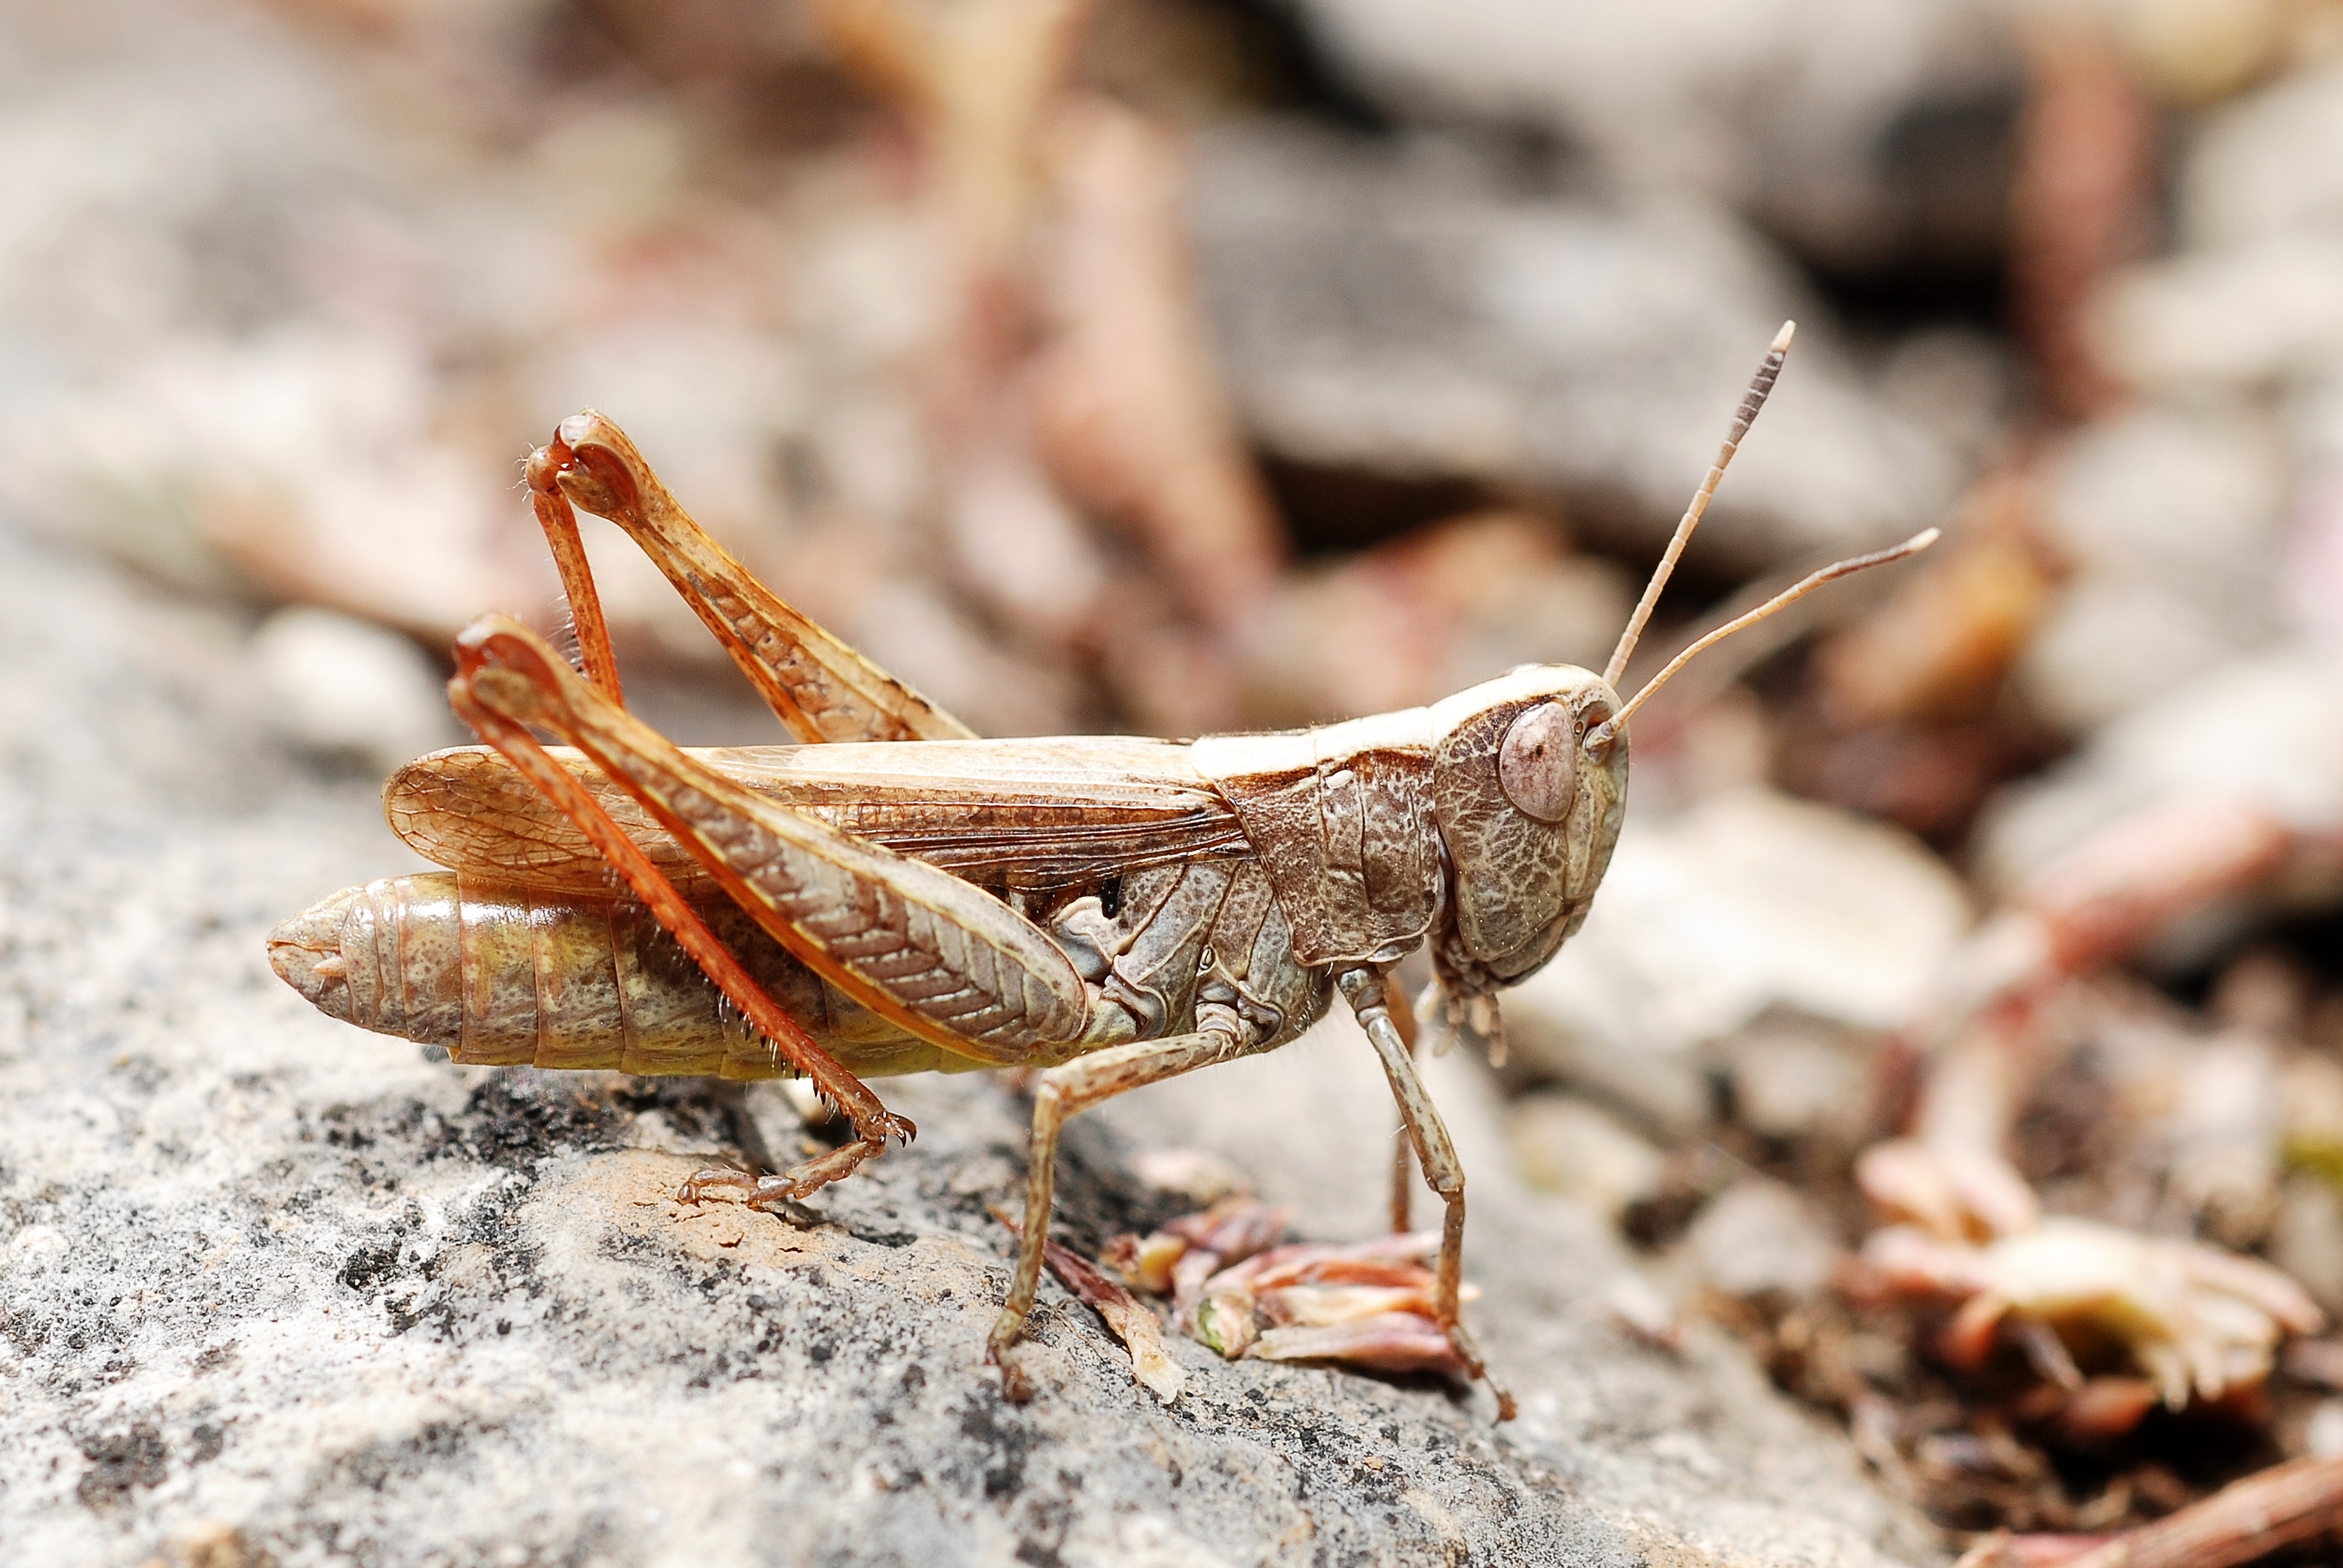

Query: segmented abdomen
267 873 959 1079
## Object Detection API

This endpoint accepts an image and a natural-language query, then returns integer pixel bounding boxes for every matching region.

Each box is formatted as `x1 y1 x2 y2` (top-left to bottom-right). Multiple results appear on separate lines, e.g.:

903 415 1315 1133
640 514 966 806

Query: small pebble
250 606 454 774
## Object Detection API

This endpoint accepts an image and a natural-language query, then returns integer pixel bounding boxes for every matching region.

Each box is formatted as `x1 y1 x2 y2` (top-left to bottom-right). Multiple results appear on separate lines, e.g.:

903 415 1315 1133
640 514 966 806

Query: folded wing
386 736 1254 897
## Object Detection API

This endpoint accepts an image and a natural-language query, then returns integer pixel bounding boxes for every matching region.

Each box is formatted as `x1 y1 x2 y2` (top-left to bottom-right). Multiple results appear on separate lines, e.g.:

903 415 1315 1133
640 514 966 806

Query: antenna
1585 528 1940 753
1603 320 1797 688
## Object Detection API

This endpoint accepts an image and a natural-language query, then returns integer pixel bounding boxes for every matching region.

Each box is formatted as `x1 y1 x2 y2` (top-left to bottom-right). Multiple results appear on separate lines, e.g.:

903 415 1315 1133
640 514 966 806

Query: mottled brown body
384 737 1250 898
282 675 1619 1078
271 850 1334 1082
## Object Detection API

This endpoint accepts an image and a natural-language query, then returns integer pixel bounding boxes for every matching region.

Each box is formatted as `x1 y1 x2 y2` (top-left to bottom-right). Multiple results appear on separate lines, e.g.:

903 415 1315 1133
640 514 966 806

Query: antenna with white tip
1602 320 1797 689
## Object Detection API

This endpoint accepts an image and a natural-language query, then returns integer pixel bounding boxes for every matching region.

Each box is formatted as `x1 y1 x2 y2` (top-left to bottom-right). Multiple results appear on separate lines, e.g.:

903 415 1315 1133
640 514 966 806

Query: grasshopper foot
678 1166 791 1207
1435 1316 1516 1421
986 1310 1036 1404
769 1136 888 1202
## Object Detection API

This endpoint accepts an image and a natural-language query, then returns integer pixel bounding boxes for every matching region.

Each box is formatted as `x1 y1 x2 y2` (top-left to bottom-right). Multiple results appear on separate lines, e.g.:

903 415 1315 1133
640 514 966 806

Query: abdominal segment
266 873 967 1079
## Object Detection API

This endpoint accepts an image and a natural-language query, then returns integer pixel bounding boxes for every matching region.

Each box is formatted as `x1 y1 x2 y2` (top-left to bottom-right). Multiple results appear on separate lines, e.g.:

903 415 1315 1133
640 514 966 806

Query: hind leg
526 411 975 744
447 635 914 1200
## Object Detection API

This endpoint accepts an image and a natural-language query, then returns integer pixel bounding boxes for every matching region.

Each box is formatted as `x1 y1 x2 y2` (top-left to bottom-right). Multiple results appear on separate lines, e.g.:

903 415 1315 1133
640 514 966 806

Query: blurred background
11 0 2343 1549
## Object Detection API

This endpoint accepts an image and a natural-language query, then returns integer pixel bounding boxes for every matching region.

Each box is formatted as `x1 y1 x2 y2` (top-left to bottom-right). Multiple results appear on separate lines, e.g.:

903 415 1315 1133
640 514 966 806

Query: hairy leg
988 1015 1256 1401
528 412 975 743
1339 966 1515 1421
525 470 625 708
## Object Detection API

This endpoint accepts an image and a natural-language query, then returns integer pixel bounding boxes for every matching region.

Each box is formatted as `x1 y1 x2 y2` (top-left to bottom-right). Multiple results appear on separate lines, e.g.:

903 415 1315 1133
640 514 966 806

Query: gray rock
1284 0 2021 276
248 607 461 776
1191 123 1962 569
2095 235 2343 395
0 527 1941 1566
1503 787 1971 1134
1723 1014 1881 1152
1508 1092 1668 1224
0 0 944 678
1682 1181 1846 1304
2270 1177 2343 1320
2016 569 2273 736
1974 648 2343 928
2016 400 2291 732
2176 60 2343 252
2040 401 2291 609
2089 62 2343 472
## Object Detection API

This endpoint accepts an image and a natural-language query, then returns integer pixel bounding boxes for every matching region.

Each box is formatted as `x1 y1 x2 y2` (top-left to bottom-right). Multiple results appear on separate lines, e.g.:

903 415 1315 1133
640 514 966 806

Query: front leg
1338 966 1516 1422
990 1016 1259 1402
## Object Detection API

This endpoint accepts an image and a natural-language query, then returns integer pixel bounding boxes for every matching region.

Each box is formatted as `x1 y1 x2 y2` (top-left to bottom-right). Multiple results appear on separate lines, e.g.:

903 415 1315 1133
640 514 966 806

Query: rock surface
0 527 1943 1566
1190 123 1961 569
1503 787 1973 1134
1283 0 2020 276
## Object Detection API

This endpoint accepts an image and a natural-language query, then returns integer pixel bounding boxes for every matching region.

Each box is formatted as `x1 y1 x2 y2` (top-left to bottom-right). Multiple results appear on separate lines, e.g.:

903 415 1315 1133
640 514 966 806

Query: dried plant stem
2040 1457 2343 1568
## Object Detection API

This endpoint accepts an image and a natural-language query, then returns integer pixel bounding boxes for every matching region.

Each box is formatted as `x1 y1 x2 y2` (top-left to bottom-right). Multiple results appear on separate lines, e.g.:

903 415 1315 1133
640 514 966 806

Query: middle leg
1384 962 1419 1234
990 1012 1259 1401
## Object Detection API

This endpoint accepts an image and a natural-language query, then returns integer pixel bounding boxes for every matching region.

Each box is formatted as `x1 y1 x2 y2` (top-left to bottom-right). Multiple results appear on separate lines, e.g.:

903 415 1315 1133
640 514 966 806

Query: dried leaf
1814 472 2059 728
995 1208 1187 1403
1107 1229 1188 1297
1163 1196 1288 1261
1193 1293 1257 1359
1258 1283 1438 1328
1251 1312 1468 1378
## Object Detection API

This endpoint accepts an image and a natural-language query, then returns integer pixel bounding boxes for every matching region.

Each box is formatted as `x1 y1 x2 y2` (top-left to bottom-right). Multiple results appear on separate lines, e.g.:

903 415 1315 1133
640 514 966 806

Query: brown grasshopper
267 322 1932 1416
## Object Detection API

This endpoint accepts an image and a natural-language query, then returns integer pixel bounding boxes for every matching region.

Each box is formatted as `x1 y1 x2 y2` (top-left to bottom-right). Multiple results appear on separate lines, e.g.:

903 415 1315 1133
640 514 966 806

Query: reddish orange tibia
447 620 913 1198
524 441 624 708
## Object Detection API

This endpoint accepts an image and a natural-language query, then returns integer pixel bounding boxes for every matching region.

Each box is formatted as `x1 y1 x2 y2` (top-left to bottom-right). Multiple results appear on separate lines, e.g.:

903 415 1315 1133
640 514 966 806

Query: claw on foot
772 1136 888 1201
679 1122 904 1210
1432 1316 1510 1418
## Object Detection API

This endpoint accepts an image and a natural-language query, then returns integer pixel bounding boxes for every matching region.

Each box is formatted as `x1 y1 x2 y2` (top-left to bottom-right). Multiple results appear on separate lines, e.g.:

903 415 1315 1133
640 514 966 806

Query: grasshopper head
1408 323 1936 1056
1426 665 1629 996
1415 323 1781 1018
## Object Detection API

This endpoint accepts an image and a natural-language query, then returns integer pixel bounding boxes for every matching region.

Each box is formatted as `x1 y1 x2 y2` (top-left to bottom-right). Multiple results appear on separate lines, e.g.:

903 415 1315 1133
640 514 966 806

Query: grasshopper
268 322 1932 1416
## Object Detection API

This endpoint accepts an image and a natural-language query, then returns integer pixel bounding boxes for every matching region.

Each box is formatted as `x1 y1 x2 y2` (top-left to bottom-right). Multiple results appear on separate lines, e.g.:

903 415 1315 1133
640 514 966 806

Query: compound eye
1497 703 1576 823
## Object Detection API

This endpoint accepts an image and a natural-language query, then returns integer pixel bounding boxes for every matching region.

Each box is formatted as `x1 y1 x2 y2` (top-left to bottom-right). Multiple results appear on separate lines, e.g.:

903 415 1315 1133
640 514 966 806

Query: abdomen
266 873 965 1078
